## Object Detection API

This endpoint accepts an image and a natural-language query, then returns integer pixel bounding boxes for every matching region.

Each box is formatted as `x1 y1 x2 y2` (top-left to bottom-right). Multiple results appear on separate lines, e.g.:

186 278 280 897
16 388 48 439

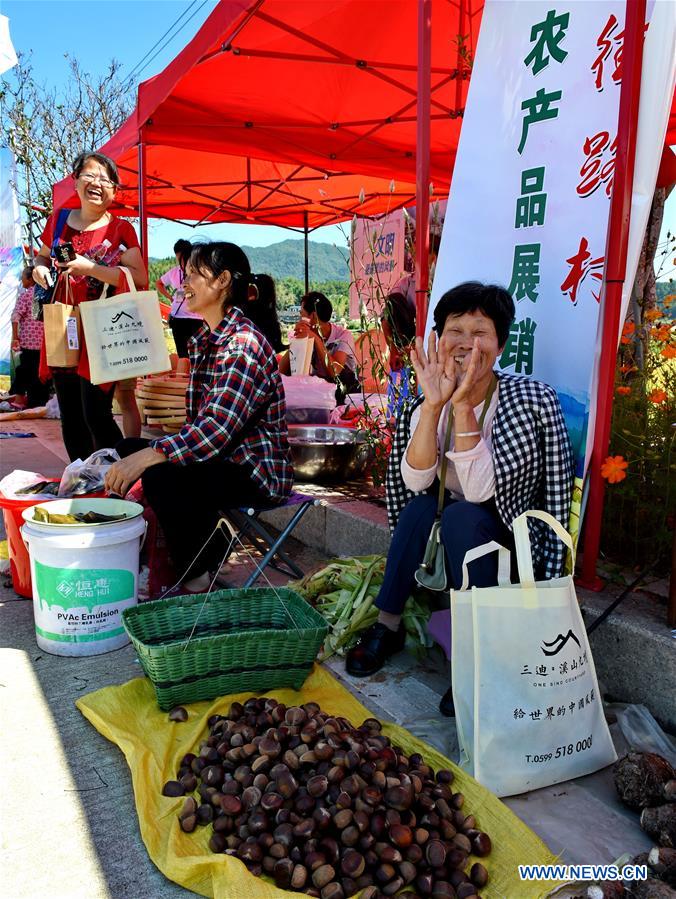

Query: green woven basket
122 588 328 710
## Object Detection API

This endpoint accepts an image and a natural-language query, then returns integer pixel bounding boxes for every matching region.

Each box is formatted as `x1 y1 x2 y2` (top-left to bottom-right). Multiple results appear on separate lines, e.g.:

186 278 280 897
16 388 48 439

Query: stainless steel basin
287 425 372 482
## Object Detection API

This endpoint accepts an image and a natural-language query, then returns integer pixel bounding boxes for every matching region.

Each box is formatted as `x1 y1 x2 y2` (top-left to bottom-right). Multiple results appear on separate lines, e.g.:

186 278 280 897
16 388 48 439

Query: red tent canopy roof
53 1 675 228
53 0 482 228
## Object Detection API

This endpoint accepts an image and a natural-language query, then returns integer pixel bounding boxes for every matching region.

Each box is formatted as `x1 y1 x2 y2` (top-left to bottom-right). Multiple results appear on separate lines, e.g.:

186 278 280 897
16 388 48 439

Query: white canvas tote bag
451 510 617 797
79 267 171 384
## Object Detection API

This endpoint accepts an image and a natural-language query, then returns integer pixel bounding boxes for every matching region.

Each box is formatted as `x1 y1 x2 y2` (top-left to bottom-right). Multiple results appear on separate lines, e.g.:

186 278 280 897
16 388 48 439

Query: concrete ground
0 418 672 898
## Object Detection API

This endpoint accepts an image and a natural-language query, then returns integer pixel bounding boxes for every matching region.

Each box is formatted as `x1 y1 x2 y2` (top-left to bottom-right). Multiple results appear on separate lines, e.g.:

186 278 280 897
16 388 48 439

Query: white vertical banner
427 0 671 490
0 15 18 76
0 147 23 376
350 211 405 319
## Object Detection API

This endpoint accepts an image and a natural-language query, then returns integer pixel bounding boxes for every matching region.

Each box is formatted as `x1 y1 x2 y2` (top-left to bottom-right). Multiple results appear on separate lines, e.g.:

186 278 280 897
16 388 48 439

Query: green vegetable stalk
292 556 433 661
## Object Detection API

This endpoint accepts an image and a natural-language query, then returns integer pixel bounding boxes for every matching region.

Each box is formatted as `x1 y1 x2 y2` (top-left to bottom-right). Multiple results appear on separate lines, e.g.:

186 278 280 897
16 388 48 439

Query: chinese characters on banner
427 0 672 541
349 211 405 319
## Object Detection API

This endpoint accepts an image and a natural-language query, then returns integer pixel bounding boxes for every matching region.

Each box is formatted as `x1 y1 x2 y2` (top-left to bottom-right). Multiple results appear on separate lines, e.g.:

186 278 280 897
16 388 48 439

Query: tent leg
138 137 149 273
304 212 309 295
415 0 431 338
578 0 646 590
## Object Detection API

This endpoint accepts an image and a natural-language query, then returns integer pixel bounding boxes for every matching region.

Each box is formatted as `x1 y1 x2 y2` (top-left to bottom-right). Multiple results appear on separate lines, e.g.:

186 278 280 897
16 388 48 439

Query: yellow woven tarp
76 665 563 899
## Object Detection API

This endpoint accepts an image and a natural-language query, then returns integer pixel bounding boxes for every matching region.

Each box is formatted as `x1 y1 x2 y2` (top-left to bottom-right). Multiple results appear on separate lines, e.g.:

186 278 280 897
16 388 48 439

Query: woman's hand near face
450 338 483 410
293 319 317 340
411 331 456 411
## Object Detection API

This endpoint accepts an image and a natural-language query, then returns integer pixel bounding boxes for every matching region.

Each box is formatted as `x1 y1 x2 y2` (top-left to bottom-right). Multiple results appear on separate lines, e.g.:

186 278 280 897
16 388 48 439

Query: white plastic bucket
21 499 146 656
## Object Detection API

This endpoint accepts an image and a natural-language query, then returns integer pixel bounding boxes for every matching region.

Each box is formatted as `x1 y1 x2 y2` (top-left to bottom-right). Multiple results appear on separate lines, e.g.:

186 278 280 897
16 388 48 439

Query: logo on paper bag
540 629 581 656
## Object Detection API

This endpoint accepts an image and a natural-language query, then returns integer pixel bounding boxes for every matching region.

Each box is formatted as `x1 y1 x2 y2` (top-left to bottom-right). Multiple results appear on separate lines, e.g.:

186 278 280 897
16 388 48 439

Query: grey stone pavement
0 418 672 898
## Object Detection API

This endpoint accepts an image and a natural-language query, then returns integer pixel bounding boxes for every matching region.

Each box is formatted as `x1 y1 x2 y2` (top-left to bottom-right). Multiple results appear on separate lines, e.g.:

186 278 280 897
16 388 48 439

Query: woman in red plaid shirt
105 242 293 593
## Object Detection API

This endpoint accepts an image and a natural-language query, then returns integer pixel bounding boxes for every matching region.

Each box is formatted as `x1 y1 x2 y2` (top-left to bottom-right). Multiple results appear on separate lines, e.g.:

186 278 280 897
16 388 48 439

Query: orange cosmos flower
619 363 638 374
645 308 662 321
648 389 668 404
653 324 673 342
601 455 628 484
661 344 676 359
620 321 636 344
616 386 631 395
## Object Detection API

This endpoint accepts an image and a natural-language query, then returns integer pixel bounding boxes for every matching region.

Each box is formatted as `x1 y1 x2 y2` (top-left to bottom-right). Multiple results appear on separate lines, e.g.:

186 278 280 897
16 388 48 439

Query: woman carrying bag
33 151 147 461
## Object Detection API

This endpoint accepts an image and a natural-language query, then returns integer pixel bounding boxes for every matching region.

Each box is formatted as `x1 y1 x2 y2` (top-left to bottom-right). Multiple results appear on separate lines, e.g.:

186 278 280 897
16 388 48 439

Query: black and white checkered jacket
385 373 575 580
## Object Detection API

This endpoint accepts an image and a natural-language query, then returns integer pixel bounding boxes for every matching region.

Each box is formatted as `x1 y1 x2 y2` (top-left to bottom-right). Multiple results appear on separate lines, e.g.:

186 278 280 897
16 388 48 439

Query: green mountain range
242 239 350 282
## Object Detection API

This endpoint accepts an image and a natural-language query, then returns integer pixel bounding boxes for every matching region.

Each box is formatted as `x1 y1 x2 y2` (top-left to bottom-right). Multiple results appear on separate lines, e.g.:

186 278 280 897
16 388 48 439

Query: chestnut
472 832 492 857
341 848 366 878
425 839 447 868
312 863 336 889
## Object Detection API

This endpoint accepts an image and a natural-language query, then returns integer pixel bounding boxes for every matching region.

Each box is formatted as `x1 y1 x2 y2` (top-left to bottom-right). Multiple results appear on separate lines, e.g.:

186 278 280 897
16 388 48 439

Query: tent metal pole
578 0 646 590
138 135 149 271
304 211 309 294
415 0 431 338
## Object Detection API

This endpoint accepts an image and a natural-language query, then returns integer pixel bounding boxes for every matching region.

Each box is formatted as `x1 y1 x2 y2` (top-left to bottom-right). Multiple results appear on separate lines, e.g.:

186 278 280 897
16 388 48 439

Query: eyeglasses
79 172 116 188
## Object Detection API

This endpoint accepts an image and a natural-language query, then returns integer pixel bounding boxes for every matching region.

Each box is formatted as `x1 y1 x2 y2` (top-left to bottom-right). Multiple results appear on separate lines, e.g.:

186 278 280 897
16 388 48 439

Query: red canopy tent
51 0 674 588
53 0 483 237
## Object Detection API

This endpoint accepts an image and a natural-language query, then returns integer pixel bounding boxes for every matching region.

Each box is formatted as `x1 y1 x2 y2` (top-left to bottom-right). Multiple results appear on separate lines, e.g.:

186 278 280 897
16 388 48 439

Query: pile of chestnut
162 697 492 898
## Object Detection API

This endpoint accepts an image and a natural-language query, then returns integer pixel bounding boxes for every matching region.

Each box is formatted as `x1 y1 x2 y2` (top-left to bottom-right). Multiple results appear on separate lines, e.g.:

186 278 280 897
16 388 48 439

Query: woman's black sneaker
345 622 406 676
439 686 455 718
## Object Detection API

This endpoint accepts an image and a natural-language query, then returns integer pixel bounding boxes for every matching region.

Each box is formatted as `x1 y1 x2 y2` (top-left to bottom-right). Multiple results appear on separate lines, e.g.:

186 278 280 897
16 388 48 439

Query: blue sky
3 2 673 269
2 1 345 257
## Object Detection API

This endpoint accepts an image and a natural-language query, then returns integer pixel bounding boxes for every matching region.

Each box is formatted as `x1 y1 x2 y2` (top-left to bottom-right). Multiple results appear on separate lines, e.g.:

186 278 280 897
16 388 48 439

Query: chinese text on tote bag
79 267 170 385
451 510 616 797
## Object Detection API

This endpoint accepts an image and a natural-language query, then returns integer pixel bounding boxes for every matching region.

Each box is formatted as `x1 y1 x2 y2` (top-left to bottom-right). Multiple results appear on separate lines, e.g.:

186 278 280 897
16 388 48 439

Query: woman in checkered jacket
105 242 293 595
346 282 574 716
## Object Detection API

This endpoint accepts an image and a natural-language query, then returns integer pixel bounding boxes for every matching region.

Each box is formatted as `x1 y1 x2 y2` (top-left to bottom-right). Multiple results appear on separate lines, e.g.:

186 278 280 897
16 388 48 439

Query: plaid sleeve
385 394 424 533
153 344 270 465
537 384 575 578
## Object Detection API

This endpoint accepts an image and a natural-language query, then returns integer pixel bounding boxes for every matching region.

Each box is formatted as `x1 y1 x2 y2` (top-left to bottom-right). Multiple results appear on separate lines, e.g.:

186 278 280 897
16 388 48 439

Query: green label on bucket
34 562 133 613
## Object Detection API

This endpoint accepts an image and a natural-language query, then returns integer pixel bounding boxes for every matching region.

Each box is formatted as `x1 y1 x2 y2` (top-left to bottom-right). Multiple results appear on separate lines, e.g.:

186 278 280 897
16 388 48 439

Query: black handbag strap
436 374 497 516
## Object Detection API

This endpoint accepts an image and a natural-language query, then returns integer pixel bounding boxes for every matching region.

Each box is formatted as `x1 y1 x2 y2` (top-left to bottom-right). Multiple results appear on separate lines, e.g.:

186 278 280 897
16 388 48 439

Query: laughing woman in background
33 151 147 461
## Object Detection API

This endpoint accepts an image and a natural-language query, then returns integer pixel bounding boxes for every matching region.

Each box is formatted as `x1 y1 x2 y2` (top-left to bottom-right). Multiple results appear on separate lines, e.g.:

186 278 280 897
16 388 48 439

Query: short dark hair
188 241 252 314
174 238 192 257
433 281 515 347
382 291 416 349
173 239 192 268
301 291 332 323
71 152 120 186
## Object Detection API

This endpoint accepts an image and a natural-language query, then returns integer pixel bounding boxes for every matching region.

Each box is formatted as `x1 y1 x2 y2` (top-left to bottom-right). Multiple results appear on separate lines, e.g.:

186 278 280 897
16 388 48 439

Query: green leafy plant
601 298 675 573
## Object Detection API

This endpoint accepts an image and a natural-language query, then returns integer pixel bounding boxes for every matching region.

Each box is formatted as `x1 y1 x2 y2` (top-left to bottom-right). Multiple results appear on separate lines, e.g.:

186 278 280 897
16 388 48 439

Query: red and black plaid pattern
152 306 293 502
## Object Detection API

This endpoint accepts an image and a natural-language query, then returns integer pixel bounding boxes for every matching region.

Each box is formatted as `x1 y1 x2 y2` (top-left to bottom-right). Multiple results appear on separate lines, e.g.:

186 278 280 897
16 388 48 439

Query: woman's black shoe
345 622 406 677
439 687 455 718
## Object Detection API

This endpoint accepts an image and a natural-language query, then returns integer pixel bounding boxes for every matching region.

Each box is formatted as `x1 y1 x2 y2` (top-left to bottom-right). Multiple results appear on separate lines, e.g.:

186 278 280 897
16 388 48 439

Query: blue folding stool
218 491 319 587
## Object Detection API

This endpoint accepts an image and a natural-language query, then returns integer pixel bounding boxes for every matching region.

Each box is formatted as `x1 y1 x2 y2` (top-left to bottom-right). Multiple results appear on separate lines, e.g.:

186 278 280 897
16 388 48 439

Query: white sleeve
447 439 495 502
401 406 439 492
